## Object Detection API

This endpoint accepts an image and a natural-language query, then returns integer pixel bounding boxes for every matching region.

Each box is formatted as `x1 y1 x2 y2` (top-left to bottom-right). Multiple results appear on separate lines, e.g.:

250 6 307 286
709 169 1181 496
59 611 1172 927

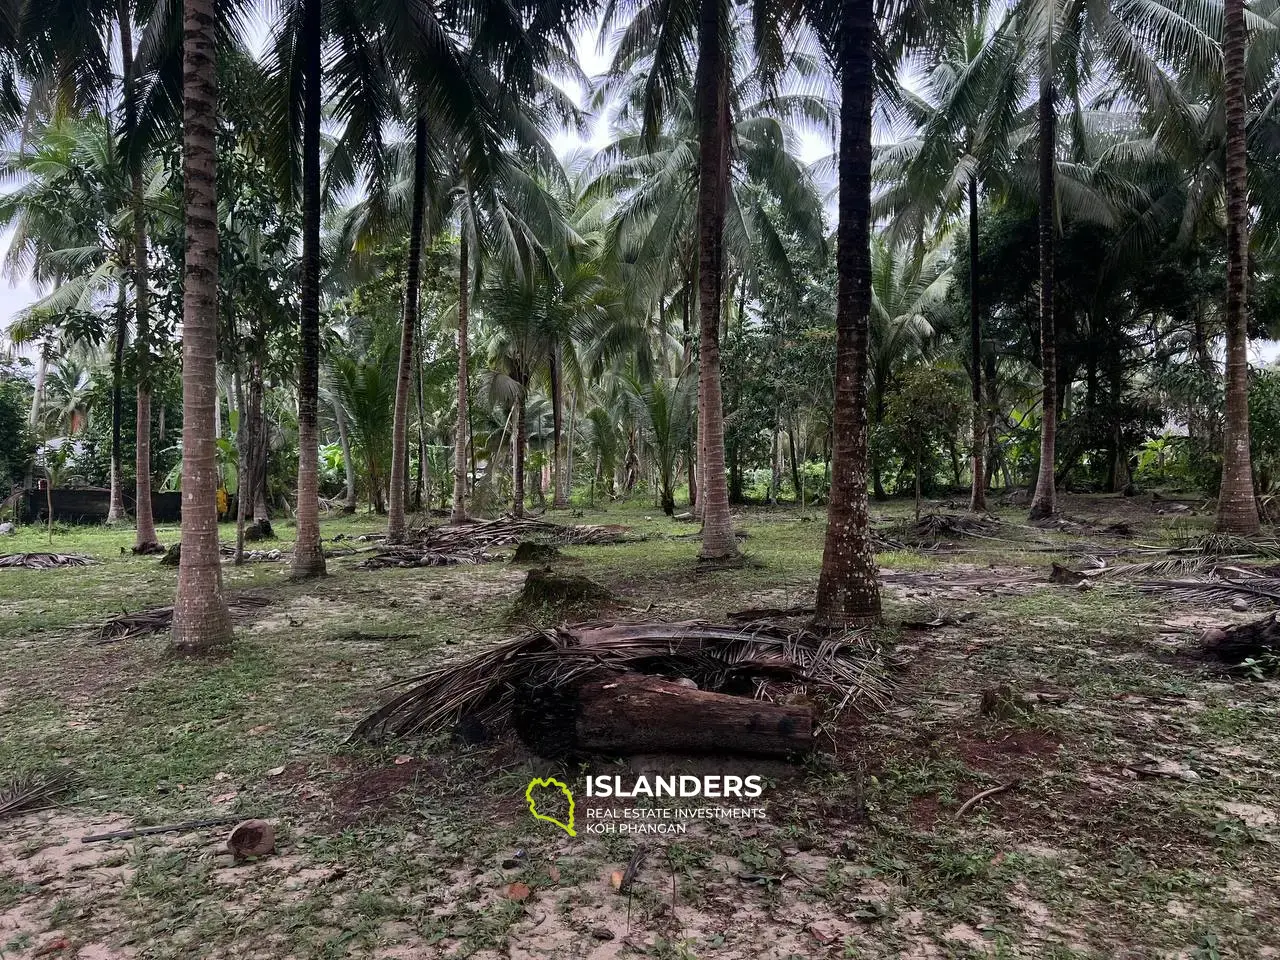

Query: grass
1 495 1279 957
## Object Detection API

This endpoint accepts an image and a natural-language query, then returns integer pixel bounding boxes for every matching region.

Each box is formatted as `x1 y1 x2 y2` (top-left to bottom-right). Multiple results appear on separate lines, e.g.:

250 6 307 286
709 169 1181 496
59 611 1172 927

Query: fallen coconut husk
356 547 496 570
1197 613 1280 673
351 620 889 744
0 552 98 569
90 593 273 643
0 769 76 821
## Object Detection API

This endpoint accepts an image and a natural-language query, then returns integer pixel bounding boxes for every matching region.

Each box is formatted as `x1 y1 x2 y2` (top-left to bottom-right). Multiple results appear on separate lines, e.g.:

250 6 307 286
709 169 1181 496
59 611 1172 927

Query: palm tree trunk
1217 0 1260 534
513 380 526 519
334 396 357 512
1028 22 1057 521
693 0 736 560
551 345 567 507
237 356 263 556
451 232 471 523
814 0 880 628
413 327 427 510
171 0 233 653
387 113 428 543
968 175 986 512
120 3 160 552
681 284 698 509
290 0 327 577
107 280 128 523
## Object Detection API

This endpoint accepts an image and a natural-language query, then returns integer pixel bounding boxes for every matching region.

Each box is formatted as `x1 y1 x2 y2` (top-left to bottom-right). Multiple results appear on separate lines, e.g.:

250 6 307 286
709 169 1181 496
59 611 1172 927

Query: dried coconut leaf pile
419 516 637 550
0 769 76 821
0 552 98 569
90 594 272 643
1055 534 1280 607
352 619 889 742
357 547 497 570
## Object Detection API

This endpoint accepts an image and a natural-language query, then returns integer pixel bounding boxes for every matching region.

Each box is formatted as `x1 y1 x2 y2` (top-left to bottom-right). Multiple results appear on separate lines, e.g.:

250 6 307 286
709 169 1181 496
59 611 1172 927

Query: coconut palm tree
170 0 233 653
1218 0 1261 534
873 2 1022 511
600 0 808 560
622 368 695 515
806 0 881 627
866 236 952 497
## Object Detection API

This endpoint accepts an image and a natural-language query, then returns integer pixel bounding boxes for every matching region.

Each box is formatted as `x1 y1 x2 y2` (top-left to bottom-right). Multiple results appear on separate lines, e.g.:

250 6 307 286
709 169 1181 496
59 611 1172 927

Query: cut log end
515 671 814 761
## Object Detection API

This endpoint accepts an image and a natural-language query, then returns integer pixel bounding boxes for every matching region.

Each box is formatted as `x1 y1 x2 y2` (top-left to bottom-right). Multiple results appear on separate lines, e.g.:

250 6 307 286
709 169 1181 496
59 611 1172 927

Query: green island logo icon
525 777 576 837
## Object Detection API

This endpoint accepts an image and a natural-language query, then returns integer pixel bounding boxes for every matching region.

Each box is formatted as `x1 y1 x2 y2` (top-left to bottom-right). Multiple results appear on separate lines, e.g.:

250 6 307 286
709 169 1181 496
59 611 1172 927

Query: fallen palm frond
1172 533 1280 559
351 620 889 742
90 594 272 643
420 516 637 551
911 513 1002 539
1069 554 1221 580
0 552 98 569
1136 571 1280 609
0 769 76 821
357 547 496 570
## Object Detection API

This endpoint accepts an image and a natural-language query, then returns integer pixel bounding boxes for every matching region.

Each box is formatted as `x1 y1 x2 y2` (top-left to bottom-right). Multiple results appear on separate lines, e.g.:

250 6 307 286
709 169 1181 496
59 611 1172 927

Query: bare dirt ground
1 494 1278 959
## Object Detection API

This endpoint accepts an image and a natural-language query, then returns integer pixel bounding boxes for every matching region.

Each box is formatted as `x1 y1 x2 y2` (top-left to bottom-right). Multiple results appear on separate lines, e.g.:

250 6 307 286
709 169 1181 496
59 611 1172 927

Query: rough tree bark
1028 20 1057 521
693 0 736 558
387 113 428 543
967 175 986 512
121 2 160 552
451 233 471 523
290 0 327 577
1217 0 1260 534
107 279 128 523
513 377 527 519
814 0 881 628
171 0 233 652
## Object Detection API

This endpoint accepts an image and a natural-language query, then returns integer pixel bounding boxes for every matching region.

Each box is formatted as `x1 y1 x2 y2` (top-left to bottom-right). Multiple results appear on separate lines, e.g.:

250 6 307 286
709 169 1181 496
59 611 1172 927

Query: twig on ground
955 780 1019 818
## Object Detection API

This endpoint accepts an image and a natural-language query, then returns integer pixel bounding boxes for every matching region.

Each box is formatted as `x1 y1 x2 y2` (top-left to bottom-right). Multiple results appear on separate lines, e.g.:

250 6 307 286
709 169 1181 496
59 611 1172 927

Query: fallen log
514 672 814 759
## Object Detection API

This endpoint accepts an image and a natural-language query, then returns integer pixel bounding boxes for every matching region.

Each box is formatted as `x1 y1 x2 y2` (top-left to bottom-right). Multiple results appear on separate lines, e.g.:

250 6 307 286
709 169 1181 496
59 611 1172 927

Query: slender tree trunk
513 380 526 519
967 175 987 512
682 285 698 509
120 6 160 552
693 0 736 559
413 323 427 510
551 346 567 507
107 280 128 522
387 113 428 543
29 347 46 430
1028 20 1057 521
451 233 471 523
787 419 802 504
814 0 881 628
290 0 327 576
253 386 270 524
237 356 263 556
234 363 249 562
171 0 233 652
1217 0 1260 534
334 396 357 512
